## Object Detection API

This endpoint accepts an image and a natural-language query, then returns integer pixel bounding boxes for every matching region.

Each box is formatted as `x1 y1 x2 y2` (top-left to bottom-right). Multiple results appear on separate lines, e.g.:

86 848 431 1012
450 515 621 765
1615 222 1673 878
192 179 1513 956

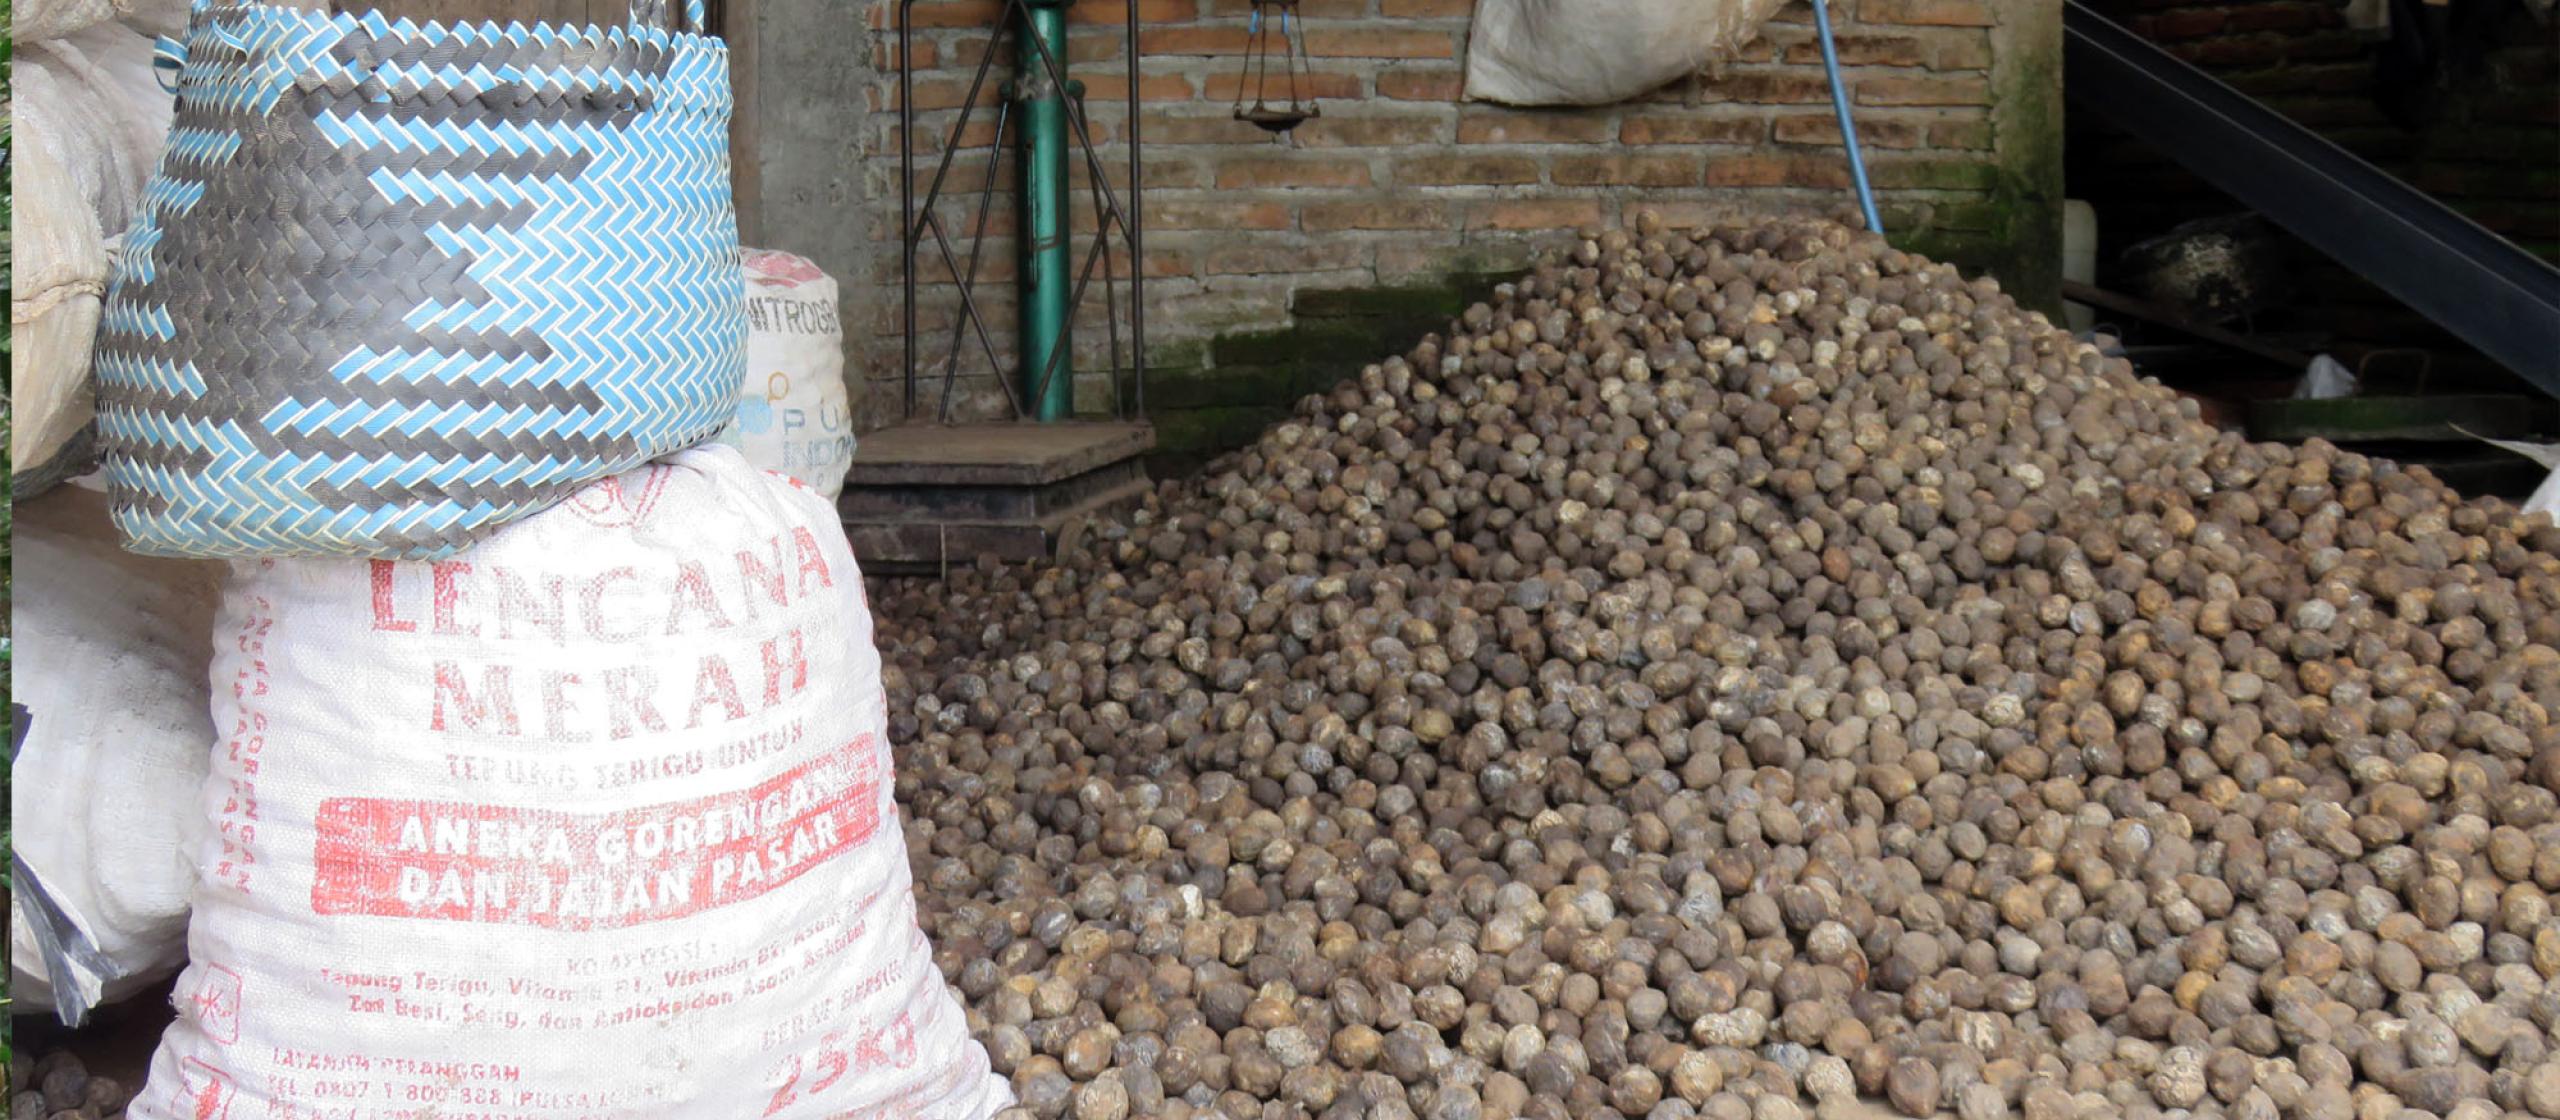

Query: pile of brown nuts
872 213 2560 1120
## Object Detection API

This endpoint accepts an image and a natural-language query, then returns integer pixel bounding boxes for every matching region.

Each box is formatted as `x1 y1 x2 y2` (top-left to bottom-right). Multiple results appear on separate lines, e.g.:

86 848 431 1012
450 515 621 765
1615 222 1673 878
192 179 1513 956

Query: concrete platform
840 421 1155 574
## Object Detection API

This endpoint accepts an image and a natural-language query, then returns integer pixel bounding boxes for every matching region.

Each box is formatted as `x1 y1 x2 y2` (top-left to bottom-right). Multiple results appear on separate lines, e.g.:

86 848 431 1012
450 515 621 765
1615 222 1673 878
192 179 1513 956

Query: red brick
1620 115 1766 146
1380 0 1471 15
2147 9 2227 40
1624 201 1746 233
1861 0 1994 27
1781 34 1928 68
1378 240 1538 281
1289 115 1452 148
1117 158 1213 190
875 39 937 70
1302 198 1454 232
1377 67 1464 101
1204 241 1371 275
2227 3 2332 32
1079 73 1203 103
1933 34 1993 71
2185 37 2283 69
1467 199 1604 232
1203 70 1367 101
1395 153 1541 186
1148 200 1294 231
1217 158 1375 189
1857 75 1990 106
1703 153 1852 189
1551 153 1699 188
1927 118 1993 150
1697 71 1833 104
1204 0 1369 15
889 0 1003 29
914 249 1017 284
1144 113 1276 145
1869 158 1998 190
892 118 1006 152
1773 114 1926 149
946 34 1122 69
901 204 1016 241
1140 26 1254 54
1107 247 1199 279
890 78 1007 111
1304 28 1456 58
1067 0 1195 24
1457 112 1615 144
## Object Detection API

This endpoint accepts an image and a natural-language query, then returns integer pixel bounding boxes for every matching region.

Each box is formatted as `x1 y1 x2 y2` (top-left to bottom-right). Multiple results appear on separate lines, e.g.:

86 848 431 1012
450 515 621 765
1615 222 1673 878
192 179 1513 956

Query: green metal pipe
1016 0 1075 421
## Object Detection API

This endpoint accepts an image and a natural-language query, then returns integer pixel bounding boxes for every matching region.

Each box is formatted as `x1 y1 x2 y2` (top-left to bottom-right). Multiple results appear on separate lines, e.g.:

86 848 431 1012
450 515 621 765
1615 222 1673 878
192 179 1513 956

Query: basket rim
167 0 734 115
189 0 727 46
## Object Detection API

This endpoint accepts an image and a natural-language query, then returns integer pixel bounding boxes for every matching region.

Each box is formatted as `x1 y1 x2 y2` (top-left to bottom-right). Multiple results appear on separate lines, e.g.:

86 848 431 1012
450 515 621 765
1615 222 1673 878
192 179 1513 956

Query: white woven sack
15 0 188 41
9 481 222 1018
1463 0 1791 107
11 23 178 480
715 249 858 503
15 0 123 42
129 446 1009 1120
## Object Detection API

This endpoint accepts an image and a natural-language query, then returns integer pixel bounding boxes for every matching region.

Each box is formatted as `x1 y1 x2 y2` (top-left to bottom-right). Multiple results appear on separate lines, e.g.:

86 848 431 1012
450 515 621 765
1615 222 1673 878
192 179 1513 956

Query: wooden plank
2245 395 2540 443
2060 280 2310 371
844 422 1157 487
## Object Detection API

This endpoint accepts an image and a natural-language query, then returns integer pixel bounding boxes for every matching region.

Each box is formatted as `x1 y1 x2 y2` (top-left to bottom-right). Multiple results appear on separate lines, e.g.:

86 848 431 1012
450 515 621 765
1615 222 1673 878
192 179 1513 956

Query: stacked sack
90 1 1003 1114
9 0 223 1027
10 0 187 494
715 249 859 503
10 480 222 1024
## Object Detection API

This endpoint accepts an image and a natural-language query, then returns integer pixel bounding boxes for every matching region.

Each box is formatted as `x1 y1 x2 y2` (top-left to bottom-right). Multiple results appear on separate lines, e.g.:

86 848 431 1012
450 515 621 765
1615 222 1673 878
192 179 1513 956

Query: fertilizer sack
1463 0 1791 106
10 481 221 1021
128 445 1009 1120
715 249 858 503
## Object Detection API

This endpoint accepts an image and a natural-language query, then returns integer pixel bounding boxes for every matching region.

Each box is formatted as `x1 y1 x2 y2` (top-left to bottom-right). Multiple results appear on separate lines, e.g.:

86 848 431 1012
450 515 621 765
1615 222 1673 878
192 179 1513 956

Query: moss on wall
1140 271 1511 475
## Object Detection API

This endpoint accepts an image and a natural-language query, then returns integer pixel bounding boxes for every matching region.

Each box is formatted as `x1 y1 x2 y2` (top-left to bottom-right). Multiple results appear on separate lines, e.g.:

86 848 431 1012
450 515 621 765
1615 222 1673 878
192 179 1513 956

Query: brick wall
848 0 2061 437
2066 0 2558 387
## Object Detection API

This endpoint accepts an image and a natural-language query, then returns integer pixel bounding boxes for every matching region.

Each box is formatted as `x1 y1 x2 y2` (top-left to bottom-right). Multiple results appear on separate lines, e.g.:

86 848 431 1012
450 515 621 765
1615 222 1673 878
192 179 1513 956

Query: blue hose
1810 0 1884 237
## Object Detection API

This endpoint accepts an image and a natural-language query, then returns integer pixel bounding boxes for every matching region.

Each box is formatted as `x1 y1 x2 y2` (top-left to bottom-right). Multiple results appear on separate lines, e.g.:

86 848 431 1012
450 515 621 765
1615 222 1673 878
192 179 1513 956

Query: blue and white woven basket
94 0 746 559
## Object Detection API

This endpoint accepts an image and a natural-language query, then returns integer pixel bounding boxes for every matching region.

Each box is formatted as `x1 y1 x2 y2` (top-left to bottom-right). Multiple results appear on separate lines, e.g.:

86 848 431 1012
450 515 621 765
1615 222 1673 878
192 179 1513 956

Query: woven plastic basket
93 0 746 559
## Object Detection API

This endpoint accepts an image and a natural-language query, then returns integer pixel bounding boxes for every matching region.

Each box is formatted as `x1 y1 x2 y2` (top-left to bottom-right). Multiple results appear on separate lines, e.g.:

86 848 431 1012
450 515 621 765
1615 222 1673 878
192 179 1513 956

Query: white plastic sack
714 249 857 503
11 22 178 480
1464 0 1790 107
15 0 188 41
130 446 1009 1120
2466 434 2560 521
15 0 122 42
9 482 223 1019
2292 354 2359 400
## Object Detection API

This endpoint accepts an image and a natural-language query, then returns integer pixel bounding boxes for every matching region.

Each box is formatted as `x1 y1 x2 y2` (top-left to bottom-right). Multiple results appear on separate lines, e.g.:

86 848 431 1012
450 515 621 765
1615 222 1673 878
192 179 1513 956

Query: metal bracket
2064 0 2560 395
898 0 1147 423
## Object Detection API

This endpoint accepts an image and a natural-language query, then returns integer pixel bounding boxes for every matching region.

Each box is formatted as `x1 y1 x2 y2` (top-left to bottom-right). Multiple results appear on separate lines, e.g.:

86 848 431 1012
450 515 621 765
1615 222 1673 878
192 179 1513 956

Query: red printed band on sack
309 735 884 931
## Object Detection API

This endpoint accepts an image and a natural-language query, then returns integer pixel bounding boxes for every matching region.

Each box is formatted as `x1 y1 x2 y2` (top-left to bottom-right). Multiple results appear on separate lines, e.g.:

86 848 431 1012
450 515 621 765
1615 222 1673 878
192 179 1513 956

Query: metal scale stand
843 0 1156 573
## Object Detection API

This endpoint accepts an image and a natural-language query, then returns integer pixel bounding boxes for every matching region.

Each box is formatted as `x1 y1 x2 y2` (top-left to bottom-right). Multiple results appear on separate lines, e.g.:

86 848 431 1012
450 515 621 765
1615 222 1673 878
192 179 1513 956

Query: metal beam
2063 0 2560 395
